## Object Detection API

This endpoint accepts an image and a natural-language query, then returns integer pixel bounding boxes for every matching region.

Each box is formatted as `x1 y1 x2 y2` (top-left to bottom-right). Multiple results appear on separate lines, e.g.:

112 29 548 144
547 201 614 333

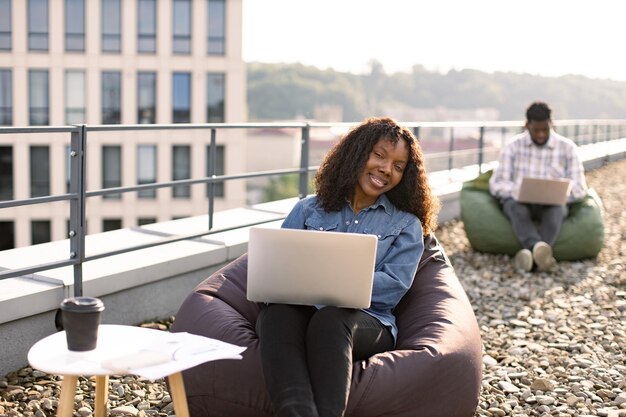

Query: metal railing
1 119 625 295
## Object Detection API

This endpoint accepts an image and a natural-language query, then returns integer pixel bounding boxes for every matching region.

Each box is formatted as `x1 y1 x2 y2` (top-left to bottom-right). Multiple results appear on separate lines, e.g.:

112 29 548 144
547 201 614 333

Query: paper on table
102 331 246 380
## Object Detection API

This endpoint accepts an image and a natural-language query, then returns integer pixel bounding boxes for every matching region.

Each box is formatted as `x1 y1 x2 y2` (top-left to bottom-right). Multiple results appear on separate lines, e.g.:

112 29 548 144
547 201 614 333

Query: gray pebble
77 406 93 417
110 406 139 416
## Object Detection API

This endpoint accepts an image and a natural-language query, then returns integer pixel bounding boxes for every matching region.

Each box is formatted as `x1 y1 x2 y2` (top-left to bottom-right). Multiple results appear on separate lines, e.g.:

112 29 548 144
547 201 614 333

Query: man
489 101 587 272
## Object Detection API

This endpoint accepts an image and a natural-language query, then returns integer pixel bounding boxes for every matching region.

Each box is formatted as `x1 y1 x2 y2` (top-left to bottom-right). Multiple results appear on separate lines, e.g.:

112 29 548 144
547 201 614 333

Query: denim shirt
281 194 424 341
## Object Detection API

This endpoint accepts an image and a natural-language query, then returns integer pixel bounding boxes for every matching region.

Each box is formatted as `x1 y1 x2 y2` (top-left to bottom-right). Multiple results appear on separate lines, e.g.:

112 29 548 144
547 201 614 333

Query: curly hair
314 117 440 235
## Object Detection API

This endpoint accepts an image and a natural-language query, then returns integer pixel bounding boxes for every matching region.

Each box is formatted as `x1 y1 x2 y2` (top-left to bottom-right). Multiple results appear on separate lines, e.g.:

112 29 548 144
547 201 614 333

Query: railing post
298 124 310 199
412 126 420 141
592 124 597 144
604 124 610 164
574 124 580 145
69 126 86 297
478 126 485 175
447 127 455 172
207 129 217 230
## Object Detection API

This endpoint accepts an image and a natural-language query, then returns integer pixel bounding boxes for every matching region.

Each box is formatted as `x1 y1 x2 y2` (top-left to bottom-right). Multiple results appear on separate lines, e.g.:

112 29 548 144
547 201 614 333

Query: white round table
28 325 190 417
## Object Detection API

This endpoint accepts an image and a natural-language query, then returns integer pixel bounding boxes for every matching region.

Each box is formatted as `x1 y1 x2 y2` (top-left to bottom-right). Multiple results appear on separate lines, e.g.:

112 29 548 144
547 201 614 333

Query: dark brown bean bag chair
172 234 482 417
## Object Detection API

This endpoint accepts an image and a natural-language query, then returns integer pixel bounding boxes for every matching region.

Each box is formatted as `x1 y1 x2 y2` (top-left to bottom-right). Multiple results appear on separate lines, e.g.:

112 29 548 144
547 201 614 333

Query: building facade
0 0 246 249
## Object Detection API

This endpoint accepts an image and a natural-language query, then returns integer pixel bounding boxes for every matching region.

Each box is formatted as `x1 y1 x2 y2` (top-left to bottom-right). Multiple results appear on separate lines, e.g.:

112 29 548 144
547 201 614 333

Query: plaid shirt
489 130 587 203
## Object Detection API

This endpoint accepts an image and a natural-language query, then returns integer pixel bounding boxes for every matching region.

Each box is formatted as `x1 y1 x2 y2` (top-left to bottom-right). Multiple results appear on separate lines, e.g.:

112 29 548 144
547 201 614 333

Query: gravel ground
437 158 626 417
1 159 625 417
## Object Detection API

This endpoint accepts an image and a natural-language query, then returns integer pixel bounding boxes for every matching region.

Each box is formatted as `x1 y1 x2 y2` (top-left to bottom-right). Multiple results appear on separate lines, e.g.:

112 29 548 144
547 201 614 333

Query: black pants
502 198 569 249
256 304 394 417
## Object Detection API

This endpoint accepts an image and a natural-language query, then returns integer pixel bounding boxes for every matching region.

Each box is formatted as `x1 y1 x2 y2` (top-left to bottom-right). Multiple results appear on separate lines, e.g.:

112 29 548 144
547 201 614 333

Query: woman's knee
307 307 355 338
256 304 313 337
257 304 287 328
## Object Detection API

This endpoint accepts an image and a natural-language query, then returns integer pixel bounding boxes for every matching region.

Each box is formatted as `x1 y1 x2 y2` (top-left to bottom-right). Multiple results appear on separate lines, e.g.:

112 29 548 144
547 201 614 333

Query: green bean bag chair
460 170 604 261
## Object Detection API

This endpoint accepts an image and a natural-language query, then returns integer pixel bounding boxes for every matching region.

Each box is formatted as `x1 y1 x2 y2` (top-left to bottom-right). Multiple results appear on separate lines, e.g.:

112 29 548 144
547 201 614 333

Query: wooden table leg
167 372 190 417
94 376 109 417
56 375 78 417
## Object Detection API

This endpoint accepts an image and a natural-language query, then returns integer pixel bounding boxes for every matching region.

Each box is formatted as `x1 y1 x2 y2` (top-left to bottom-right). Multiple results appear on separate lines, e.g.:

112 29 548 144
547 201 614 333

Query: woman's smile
368 173 388 188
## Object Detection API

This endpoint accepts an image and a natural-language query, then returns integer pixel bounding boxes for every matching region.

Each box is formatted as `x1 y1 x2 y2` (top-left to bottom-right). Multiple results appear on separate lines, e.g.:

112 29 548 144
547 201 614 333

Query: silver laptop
515 177 571 205
247 227 378 309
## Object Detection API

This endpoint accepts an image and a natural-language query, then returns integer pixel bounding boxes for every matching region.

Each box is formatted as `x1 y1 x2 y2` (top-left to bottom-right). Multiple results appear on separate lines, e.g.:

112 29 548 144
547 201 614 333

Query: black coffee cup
55 297 105 351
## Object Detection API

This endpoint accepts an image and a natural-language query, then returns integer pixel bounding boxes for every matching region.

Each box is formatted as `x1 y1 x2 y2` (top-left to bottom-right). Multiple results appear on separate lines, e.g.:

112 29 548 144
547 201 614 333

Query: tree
262 174 316 203
247 62 626 122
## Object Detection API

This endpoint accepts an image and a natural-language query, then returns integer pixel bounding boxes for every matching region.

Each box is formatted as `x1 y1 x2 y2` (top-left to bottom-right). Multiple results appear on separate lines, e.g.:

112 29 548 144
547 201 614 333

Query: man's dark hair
526 101 552 122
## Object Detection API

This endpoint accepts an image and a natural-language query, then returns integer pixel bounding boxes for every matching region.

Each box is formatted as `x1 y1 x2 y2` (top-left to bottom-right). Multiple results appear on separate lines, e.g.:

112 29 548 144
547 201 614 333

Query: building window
102 71 121 124
137 72 156 123
102 145 121 199
137 0 156 53
172 72 191 123
101 0 121 52
173 0 191 54
28 0 48 51
30 146 50 197
31 220 51 245
207 73 225 122
65 70 85 124
0 69 11 125
0 0 11 51
65 0 84 51
29 70 49 125
138 218 156 226
137 145 156 198
102 219 122 232
0 221 14 250
206 145 224 197
207 0 225 55
172 145 190 198
0 146 12 200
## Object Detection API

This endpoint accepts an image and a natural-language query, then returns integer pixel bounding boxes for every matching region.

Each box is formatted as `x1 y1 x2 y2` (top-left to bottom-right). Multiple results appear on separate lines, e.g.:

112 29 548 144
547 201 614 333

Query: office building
0 0 246 249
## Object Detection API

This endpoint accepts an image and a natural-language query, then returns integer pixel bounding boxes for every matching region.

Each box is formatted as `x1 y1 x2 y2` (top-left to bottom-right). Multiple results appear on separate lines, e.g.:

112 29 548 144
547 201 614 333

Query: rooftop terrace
0 120 625 417
1 157 625 417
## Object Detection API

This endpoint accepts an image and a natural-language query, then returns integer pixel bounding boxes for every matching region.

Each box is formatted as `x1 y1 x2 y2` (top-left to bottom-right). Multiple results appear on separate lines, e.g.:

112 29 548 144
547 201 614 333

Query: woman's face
354 137 409 206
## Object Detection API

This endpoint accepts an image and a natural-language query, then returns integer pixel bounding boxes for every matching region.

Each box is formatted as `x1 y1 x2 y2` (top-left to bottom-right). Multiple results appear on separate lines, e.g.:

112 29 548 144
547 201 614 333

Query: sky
242 0 626 81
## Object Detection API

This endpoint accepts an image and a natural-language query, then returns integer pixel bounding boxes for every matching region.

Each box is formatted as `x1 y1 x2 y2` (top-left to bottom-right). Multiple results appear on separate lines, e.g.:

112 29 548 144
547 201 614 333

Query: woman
256 117 439 417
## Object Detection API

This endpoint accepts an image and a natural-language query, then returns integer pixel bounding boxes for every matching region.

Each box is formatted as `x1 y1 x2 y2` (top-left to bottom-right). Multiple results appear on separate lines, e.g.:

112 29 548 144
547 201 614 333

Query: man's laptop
247 227 377 309
515 177 571 205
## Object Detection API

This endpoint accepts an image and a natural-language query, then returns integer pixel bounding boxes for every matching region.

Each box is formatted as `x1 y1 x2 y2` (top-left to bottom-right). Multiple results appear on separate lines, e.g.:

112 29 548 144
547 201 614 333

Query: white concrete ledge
1 277 65 324
0 206 291 326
